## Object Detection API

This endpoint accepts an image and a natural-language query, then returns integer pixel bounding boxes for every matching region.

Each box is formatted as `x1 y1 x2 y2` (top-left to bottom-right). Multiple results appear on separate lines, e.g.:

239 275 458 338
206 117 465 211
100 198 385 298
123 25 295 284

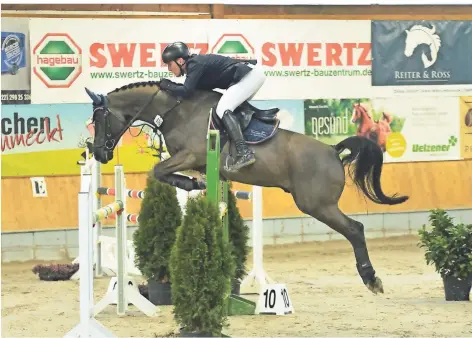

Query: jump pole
92 165 158 318
239 185 275 294
206 129 256 316
64 166 116 338
73 157 144 280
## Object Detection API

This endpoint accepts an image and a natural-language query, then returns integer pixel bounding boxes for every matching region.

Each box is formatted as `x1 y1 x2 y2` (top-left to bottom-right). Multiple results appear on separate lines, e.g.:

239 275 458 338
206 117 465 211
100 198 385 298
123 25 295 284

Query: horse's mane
106 80 222 100
107 81 161 95
409 25 441 48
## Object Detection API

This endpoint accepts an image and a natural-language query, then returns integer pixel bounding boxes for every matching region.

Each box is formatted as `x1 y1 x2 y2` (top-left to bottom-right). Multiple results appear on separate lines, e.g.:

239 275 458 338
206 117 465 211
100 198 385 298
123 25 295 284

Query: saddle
211 100 279 132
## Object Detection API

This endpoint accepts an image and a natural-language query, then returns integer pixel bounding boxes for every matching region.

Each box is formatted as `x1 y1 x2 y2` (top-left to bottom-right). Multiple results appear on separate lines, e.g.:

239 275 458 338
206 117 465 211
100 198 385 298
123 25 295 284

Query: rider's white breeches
216 64 266 118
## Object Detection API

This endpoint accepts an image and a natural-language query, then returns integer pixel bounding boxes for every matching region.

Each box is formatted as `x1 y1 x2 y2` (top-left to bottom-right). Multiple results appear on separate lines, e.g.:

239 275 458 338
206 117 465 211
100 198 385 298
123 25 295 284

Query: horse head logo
404 24 441 69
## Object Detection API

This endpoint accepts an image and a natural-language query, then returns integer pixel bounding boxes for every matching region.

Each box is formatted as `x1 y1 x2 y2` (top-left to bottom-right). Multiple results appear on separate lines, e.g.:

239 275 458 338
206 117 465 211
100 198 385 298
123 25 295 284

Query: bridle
92 86 180 153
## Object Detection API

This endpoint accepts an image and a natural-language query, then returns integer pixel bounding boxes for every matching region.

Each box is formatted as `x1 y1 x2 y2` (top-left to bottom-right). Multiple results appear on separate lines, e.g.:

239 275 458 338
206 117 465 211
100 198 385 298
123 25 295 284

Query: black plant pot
148 280 172 305
179 330 214 337
442 274 471 301
179 328 228 337
231 279 240 295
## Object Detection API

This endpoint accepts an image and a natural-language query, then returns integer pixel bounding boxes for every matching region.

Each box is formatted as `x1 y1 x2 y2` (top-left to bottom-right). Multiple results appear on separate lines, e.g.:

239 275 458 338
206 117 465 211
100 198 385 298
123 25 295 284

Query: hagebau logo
404 24 441 69
211 34 255 60
33 33 82 88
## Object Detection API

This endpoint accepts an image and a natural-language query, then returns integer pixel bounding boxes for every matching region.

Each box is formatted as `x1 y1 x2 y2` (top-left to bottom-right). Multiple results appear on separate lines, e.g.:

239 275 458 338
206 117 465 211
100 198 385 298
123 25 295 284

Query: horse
351 102 392 152
85 80 409 295
404 24 441 69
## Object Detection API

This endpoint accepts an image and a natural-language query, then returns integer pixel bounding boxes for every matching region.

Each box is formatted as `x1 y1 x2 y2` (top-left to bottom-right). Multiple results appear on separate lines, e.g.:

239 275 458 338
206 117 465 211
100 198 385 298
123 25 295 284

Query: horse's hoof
366 276 384 294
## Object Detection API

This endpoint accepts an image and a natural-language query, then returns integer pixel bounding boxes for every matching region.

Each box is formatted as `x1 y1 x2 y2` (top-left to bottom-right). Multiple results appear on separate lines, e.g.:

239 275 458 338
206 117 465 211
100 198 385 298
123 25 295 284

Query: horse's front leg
152 150 206 191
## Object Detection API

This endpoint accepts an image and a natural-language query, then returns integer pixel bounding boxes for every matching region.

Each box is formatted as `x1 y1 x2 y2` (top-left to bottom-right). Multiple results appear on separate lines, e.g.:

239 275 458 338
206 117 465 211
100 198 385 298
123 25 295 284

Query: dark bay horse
85 80 408 295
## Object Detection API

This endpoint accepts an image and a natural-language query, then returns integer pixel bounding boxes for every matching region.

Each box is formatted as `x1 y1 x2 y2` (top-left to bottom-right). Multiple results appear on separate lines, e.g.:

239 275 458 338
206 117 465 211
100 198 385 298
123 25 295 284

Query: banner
1 104 161 177
304 97 461 162
460 96 472 159
1 17 31 105
29 18 375 103
371 20 472 96
206 19 372 100
29 18 209 104
252 100 305 134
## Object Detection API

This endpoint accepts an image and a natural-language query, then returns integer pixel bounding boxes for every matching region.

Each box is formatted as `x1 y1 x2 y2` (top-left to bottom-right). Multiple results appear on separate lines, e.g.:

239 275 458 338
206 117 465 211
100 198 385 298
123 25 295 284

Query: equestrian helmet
162 42 190 63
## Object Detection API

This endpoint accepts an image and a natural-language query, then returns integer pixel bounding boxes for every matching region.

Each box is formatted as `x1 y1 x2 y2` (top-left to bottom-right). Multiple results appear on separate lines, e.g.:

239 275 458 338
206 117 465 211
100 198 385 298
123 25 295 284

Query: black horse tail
334 136 409 205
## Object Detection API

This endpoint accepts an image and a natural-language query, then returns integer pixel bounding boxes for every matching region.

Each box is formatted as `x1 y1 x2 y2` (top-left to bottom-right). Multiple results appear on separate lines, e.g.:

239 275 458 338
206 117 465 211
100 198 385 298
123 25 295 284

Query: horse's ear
405 29 410 36
85 87 103 105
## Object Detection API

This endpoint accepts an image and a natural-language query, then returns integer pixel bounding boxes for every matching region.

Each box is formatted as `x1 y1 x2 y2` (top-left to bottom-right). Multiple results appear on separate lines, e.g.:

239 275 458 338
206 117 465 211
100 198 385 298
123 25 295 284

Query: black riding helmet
162 42 189 77
162 42 190 63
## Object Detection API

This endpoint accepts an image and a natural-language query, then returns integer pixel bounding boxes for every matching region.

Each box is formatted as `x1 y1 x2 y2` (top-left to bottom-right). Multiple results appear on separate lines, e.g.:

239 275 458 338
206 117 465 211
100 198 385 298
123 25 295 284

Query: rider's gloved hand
159 78 173 91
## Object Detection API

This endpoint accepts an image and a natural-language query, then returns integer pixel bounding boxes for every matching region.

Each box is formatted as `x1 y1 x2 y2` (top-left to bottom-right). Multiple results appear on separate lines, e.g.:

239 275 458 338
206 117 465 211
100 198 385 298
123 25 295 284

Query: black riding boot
221 110 256 172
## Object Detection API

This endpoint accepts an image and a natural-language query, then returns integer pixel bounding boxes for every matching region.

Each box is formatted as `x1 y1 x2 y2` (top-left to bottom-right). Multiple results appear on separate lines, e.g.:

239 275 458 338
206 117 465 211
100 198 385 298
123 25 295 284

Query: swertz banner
371 20 472 95
303 96 461 163
29 18 373 104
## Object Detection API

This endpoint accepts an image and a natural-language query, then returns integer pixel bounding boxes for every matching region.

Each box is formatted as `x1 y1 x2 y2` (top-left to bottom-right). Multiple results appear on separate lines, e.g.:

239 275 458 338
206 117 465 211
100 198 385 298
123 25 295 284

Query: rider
158 41 266 172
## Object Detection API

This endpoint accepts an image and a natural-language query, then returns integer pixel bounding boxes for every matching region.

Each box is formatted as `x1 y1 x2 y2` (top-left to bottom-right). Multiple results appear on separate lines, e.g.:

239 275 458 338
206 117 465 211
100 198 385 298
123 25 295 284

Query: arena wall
1 4 471 262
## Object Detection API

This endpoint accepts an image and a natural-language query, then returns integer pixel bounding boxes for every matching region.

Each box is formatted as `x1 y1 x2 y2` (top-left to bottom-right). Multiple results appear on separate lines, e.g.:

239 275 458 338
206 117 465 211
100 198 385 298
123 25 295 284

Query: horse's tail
334 136 409 205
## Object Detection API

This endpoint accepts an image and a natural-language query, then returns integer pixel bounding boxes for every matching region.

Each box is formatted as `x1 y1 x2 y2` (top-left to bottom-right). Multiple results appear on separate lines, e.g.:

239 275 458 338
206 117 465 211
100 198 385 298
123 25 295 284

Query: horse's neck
358 112 373 132
157 95 213 152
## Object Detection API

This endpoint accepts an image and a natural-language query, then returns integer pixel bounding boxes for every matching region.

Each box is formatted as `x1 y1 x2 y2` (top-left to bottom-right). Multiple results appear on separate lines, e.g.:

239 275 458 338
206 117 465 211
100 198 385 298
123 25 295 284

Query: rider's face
167 58 185 76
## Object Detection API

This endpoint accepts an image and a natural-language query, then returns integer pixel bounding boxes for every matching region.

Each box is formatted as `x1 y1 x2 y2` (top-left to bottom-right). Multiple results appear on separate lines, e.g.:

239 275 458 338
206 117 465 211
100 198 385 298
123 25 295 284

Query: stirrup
224 152 255 172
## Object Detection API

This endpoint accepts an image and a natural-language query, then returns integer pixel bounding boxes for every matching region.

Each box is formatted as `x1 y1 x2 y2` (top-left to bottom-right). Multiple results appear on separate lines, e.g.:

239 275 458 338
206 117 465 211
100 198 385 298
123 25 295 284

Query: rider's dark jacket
159 53 257 98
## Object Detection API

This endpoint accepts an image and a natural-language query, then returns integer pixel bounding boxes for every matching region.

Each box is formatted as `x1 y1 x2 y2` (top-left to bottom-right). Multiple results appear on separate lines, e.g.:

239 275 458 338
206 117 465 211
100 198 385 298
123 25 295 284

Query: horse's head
85 87 127 164
404 24 439 58
404 28 417 57
351 103 371 124
84 81 172 164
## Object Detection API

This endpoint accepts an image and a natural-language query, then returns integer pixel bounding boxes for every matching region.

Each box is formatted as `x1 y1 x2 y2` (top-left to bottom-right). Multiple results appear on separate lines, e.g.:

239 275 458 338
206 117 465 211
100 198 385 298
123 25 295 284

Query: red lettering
14 134 26 147
195 43 209 54
343 43 356 66
307 43 322 66
1 134 24 151
160 43 169 67
278 43 303 66
261 42 277 67
358 43 371 66
186 43 209 55
90 43 107 68
140 43 155 67
108 43 136 67
1 136 10 151
45 116 63 143
1 115 63 152
25 129 35 147
53 115 63 141
326 43 342 66
36 129 45 144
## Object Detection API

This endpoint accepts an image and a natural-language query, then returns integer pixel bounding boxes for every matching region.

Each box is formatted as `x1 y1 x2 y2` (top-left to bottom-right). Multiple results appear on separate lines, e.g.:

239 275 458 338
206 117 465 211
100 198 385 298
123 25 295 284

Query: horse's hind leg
318 209 383 294
311 204 383 294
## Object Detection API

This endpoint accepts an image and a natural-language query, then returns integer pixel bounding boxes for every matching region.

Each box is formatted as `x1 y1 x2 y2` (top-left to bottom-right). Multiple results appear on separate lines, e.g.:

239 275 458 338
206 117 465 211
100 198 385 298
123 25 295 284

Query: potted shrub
32 263 79 281
170 194 235 337
227 184 250 295
133 175 182 305
418 209 472 301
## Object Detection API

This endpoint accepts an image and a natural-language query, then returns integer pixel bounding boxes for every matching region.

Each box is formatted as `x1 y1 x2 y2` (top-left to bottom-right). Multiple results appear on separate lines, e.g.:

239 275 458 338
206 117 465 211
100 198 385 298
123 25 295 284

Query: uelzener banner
303 96 461 163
